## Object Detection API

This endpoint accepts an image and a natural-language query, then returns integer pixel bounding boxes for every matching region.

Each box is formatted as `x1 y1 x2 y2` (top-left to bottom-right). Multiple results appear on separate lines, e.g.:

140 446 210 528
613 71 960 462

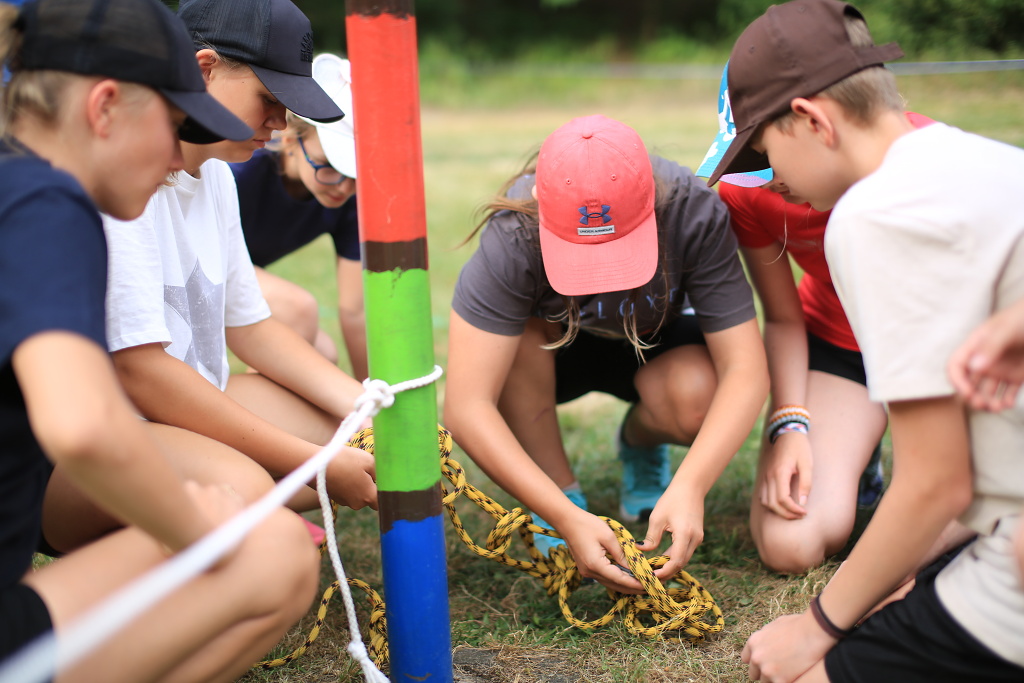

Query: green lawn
238 66 1024 682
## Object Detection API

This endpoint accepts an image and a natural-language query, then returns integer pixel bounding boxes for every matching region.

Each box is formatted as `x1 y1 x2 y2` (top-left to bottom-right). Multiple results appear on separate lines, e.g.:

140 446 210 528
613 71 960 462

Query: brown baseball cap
705 0 903 186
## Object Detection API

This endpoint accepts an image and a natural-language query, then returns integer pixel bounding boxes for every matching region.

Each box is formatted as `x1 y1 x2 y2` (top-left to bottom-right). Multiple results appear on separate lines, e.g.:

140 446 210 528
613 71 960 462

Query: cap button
582 131 594 139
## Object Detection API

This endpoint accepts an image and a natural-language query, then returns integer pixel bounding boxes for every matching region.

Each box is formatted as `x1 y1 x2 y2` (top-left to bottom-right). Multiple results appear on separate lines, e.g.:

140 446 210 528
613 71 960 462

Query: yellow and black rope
257 425 723 669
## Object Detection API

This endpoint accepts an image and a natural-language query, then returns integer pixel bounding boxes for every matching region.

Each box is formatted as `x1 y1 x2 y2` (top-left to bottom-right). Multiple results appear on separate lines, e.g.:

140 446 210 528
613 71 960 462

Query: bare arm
642 317 769 577
743 395 973 682
743 244 810 407
336 255 368 381
226 316 365 420
15 332 215 552
112 341 375 509
442 310 644 593
742 243 814 517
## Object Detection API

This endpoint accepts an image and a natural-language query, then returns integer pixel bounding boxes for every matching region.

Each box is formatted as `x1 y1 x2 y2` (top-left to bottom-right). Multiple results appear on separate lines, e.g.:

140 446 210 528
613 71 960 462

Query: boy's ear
790 97 838 147
194 49 219 84
84 79 122 138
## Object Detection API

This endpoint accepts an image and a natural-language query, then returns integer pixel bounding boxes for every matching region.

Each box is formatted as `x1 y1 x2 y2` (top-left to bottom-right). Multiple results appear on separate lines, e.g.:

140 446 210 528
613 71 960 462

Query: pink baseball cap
536 115 658 296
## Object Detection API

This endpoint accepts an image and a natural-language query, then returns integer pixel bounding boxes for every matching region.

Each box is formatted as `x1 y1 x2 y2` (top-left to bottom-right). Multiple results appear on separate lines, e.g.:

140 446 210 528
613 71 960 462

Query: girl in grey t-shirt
444 115 768 593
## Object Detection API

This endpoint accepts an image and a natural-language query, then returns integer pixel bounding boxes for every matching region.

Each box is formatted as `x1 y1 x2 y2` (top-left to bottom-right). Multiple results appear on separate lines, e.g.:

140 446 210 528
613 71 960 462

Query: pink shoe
302 518 327 546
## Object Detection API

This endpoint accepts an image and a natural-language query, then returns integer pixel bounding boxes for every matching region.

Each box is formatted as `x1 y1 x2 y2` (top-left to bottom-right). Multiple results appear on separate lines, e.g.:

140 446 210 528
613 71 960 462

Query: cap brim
706 124 771 187
695 128 730 180
315 124 357 178
539 208 659 297
252 65 344 123
696 129 774 188
162 89 254 145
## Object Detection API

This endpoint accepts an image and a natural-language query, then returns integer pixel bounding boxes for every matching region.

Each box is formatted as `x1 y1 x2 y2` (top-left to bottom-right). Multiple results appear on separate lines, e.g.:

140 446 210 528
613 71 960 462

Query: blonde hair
0 5 154 138
466 153 673 358
773 12 904 131
0 4 74 135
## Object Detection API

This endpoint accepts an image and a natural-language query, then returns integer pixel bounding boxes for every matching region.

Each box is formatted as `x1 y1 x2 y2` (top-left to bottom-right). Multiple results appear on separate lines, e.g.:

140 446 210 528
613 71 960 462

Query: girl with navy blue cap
0 0 318 678
230 53 367 378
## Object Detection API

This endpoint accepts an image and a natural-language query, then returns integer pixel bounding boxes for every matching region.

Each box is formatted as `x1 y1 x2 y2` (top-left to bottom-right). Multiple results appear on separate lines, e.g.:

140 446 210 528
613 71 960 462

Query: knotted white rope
0 365 444 683
315 365 443 683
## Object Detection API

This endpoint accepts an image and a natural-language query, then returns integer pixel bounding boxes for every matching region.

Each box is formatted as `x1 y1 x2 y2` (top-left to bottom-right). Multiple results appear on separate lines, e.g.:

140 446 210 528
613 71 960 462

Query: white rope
315 364 443 683
0 365 444 683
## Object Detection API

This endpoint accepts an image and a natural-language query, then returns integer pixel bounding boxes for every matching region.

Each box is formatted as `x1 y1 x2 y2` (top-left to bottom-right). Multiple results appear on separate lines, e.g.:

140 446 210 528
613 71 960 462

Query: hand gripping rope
261 427 724 675
435 428 724 640
0 367 444 683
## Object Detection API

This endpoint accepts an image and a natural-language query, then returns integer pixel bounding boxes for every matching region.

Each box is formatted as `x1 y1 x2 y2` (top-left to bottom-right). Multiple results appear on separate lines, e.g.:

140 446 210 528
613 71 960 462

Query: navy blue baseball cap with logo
178 0 344 123
14 0 253 144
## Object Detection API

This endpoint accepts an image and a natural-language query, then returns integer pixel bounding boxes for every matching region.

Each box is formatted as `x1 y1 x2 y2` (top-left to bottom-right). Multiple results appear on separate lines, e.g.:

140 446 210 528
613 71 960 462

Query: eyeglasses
297 136 349 185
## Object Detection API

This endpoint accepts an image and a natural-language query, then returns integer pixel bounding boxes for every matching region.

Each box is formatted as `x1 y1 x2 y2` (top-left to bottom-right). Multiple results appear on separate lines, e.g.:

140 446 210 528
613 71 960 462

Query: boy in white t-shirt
704 1 1024 682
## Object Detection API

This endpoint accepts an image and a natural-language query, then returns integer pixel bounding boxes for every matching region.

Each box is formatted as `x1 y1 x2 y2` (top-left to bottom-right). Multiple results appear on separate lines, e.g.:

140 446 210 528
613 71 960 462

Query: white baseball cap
299 53 357 178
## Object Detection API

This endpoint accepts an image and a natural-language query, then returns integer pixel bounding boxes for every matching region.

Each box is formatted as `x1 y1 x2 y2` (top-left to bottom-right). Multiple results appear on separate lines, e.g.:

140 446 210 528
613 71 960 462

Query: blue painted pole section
380 515 451 677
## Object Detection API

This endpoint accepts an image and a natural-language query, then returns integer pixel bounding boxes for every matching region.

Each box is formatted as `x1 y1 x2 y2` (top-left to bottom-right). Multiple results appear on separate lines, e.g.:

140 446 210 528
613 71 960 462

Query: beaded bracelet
767 404 811 442
767 413 810 437
809 595 854 640
768 404 811 426
769 421 809 444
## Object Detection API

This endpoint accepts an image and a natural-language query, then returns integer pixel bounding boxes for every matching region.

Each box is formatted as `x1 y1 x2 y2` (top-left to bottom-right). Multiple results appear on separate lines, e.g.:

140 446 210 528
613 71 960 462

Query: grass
235 66 1024 682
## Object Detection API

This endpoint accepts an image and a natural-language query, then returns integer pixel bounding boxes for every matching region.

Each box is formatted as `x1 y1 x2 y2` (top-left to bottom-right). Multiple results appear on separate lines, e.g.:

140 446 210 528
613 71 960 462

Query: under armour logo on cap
578 204 613 229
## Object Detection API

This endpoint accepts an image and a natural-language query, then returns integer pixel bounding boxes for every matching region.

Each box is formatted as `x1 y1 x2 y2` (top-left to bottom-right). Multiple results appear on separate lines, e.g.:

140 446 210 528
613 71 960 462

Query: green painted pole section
363 267 438 490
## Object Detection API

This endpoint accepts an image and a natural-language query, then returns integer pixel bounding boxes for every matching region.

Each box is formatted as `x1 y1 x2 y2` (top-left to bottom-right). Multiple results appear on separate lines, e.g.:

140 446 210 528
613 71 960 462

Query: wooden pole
345 1 453 680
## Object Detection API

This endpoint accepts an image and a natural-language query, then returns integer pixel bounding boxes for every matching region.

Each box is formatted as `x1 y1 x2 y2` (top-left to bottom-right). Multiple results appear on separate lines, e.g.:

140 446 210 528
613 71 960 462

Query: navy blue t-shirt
229 149 360 267
0 147 107 588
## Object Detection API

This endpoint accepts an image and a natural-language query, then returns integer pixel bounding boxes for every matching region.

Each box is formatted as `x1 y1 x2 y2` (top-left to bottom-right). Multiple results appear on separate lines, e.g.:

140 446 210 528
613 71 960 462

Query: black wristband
809 595 854 640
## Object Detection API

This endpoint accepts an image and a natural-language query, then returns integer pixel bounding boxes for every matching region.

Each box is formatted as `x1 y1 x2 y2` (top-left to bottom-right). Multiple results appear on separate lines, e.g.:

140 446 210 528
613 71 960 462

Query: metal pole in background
344 1 453 681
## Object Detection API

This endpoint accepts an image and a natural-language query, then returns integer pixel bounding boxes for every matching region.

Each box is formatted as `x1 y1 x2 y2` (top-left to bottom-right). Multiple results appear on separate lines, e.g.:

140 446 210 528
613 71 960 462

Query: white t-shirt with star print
103 159 270 391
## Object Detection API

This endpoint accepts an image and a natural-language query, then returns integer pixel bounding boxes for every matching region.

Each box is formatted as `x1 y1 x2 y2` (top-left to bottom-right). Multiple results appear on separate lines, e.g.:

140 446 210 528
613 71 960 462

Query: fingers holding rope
434 425 724 641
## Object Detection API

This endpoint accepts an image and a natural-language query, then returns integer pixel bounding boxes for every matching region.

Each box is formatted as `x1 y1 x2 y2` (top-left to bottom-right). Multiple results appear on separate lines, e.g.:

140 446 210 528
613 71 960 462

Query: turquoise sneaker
618 415 671 523
532 487 587 557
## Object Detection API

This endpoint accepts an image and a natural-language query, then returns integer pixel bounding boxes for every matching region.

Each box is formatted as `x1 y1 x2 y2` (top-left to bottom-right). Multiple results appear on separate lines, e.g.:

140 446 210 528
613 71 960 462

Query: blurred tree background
294 0 1024 62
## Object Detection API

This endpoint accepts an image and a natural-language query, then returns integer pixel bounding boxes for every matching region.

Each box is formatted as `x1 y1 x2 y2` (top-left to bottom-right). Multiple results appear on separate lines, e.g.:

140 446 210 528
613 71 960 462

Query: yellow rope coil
256 424 724 669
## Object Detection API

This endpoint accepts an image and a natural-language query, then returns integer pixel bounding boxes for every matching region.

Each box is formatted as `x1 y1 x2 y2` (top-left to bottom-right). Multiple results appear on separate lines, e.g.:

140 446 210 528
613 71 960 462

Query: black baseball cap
15 0 254 145
706 0 903 186
178 0 344 123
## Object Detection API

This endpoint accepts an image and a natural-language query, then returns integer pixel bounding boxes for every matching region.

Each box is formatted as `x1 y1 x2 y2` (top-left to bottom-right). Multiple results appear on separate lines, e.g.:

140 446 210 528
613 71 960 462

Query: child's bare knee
756 527 827 575
236 510 321 612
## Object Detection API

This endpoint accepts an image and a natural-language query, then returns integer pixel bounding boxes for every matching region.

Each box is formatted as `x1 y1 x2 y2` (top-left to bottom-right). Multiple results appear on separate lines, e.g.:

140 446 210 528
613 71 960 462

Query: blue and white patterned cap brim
695 62 774 188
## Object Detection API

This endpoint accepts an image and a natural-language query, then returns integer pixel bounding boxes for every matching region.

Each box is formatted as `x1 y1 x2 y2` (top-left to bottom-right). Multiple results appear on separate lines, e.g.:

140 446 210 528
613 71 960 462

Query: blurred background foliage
294 0 1024 63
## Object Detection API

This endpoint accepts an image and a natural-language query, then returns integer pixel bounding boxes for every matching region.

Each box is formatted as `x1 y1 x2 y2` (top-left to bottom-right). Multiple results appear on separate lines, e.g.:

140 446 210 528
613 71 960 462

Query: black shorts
807 332 867 386
824 546 1024 683
1 582 52 660
554 314 706 404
